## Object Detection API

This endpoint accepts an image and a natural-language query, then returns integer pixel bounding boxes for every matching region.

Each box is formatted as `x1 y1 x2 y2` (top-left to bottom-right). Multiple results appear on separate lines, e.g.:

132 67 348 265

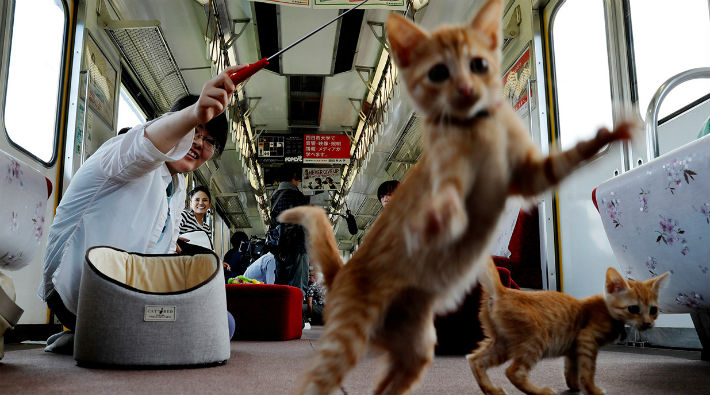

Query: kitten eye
428 64 450 82
627 305 640 314
650 306 658 315
470 57 489 74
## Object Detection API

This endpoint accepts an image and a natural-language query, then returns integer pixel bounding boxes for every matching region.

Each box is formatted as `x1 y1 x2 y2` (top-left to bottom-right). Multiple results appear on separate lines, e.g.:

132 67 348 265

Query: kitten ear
605 267 629 295
471 0 503 51
648 271 670 293
386 13 428 68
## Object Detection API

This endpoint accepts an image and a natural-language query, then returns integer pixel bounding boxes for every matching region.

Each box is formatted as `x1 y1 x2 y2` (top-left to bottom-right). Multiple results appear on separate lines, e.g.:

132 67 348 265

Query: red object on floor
434 266 519 355
494 208 542 289
225 284 303 341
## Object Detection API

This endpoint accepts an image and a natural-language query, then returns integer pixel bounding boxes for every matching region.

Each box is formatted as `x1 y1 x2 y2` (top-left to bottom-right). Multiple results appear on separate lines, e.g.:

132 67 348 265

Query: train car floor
1 325 707 394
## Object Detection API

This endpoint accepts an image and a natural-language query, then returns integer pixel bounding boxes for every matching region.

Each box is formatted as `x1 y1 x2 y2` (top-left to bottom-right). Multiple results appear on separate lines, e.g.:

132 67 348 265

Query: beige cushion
87 248 217 293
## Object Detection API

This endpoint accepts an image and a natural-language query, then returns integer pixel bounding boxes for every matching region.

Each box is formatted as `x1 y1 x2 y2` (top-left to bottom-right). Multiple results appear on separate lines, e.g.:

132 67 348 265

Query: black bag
264 190 302 261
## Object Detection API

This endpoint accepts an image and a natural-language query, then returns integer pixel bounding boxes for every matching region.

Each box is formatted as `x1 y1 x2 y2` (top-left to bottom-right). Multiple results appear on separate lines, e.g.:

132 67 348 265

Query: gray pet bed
74 246 230 367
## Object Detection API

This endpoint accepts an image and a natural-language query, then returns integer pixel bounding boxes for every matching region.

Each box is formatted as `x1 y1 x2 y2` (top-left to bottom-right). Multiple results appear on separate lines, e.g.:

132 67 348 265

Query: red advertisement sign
303 134 350 164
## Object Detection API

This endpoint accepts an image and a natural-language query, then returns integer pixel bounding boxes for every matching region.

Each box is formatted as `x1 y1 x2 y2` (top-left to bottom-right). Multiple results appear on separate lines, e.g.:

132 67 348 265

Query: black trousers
46 290 76 331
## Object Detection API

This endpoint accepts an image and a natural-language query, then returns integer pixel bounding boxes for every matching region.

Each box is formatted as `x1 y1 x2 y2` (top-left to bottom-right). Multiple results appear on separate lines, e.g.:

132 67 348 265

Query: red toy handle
229 58 269 84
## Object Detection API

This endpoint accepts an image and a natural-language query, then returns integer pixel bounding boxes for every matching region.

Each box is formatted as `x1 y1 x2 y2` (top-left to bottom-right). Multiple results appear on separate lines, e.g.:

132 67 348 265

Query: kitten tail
478 257 505 298
278 206 344 289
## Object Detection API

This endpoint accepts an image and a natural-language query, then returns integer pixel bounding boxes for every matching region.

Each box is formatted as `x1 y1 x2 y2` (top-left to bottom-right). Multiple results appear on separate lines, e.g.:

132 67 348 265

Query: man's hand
193 65 247 125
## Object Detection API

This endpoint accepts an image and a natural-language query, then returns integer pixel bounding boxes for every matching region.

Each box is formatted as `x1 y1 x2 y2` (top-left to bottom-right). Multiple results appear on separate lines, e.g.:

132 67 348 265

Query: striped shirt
179 210 211 242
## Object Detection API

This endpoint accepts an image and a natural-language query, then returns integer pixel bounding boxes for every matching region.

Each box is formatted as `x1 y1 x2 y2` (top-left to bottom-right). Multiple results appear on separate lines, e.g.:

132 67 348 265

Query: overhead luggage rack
104 21 189 113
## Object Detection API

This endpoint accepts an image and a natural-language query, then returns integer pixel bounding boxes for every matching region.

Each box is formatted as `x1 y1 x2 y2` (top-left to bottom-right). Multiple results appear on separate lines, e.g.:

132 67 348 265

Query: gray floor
1 326 708 394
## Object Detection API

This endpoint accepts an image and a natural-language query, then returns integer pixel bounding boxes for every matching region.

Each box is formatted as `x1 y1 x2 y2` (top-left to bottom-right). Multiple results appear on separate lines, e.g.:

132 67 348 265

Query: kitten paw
481 385 506 395
585 386 605 395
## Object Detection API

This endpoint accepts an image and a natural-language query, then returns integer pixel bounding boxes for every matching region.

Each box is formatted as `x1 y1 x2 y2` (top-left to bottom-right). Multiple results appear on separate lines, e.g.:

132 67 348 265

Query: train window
117 84 146 133
551 0 613 150
3 0 66 164
629 0 710 119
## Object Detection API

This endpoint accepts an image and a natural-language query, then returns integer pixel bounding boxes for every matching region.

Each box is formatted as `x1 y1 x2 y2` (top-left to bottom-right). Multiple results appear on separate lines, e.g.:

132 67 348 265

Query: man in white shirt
38 65 246 343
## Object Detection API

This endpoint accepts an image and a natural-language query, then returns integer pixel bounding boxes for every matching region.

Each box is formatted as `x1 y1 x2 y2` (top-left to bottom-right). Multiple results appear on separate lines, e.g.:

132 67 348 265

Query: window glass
117 84 146 133
630 0 710 119
4 0 66 163
552 0 613 150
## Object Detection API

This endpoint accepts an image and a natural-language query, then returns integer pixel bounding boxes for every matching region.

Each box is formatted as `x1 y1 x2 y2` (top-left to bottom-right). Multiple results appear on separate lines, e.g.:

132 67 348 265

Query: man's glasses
194 131 219 153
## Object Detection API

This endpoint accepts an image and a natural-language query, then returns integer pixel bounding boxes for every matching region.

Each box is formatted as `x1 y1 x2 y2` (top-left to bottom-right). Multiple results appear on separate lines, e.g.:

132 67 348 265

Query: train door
544 0 709 340
0 0 72 324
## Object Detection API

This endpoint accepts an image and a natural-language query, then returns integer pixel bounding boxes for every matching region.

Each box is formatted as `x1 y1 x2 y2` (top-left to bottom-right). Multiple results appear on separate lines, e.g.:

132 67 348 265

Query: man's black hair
230 231 249 248
170 94 228 157
377 180 400 202
277 163 302 182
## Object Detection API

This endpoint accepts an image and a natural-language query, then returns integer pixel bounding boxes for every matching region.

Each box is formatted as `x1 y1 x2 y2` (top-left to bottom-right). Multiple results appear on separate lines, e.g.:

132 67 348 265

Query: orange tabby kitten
469 259 669 395
279 0 636 393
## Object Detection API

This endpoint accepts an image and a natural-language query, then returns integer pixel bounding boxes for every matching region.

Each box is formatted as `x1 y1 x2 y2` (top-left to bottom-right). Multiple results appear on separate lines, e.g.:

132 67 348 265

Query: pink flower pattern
675 292 704 309
32 202 45 241
6 159 23 187
663 157 696 194
9 212 18 232
655 215 689 255
698 202 710 224
638 188 650 213
645 256 659 276
0 251 23 268
602 194 622 228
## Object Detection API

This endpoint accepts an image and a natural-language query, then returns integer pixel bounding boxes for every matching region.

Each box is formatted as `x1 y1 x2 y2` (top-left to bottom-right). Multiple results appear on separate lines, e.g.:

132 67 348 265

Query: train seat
593 134 709 314
73 246 230 367
0 150 53 360
225 283 303 341
434 266 519 355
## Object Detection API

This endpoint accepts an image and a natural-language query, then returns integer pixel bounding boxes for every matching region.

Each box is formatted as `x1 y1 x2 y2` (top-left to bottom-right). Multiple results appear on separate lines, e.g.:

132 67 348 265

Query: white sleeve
98 116 194 184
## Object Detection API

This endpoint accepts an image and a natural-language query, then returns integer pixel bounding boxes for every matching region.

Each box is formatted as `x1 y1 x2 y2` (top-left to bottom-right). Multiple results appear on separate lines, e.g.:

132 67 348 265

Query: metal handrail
645 67 710 159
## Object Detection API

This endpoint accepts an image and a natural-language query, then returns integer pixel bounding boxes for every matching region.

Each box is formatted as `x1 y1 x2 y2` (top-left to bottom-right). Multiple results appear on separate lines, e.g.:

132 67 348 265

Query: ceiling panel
320 70 365 130
245 70 289 131
280 7 338 75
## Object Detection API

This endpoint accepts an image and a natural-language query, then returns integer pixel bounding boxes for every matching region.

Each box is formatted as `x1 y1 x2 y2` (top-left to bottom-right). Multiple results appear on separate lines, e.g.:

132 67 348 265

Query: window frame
1 0 70 167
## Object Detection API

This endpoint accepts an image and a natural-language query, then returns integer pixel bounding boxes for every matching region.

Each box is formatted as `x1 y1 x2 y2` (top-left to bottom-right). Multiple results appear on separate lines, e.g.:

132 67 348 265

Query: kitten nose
457 83 473 97
640 322 653 330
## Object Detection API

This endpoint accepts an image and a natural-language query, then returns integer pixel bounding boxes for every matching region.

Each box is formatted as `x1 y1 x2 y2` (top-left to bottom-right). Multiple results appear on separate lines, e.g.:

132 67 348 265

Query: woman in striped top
180 185 212 245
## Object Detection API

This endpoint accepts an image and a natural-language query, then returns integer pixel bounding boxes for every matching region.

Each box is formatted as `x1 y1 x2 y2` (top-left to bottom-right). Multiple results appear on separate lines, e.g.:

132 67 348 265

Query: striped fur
280 0 636 393
468 259 669 395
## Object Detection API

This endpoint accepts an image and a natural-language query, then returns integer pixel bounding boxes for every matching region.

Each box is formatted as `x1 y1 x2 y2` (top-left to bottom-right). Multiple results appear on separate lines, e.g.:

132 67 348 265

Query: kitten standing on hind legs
279 0 637 393
467 259 669 395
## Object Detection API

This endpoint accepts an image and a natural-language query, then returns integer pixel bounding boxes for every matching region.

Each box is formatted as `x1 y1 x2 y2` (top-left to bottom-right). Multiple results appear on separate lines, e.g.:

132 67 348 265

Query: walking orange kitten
468 259 669 395
279 0 637 393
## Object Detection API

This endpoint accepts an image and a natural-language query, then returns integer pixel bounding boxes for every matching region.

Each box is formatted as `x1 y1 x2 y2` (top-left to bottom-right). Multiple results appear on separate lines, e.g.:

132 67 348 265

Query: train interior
0 0 708 393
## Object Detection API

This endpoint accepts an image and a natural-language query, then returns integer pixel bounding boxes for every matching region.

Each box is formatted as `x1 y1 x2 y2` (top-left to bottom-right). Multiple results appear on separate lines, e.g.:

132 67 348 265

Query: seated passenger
223 231 250 281
179 185 214 251
243 252 277 284
303 268 327 326
377 179 400 208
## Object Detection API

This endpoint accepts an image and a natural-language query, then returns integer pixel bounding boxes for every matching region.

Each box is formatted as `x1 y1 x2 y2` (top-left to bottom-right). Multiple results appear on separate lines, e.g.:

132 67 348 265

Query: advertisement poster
503 45 532 121
284 135 304 163
252 0 406 9
258 135 303 163
303 134 350 164
313 0 406 9
83 33 117 128
258 135 284 159
302 167 341 195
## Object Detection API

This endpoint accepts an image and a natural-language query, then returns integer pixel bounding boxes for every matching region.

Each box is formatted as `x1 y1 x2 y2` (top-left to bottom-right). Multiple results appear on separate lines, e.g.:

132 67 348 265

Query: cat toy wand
229 0 371 84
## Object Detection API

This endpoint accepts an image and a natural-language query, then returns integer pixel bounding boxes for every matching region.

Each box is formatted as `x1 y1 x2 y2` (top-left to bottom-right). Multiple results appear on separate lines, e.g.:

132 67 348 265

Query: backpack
264 190 304 263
